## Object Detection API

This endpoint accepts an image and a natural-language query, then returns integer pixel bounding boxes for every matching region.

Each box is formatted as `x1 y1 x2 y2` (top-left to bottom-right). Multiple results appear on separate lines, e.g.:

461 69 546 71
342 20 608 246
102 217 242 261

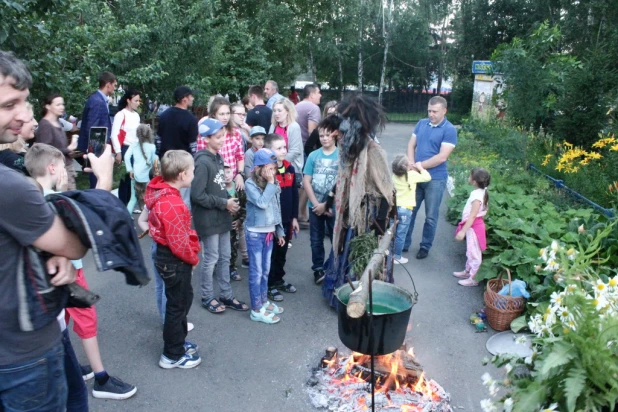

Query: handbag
116 112 126 152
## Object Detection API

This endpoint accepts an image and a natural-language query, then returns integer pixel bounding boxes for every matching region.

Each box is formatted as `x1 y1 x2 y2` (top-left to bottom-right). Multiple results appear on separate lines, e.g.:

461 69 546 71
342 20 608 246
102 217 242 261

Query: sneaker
394 257 409 264
159 353 202 369
458 277 479 287
187 322 194 332
92 376 137 400
81 365 94 381
402 248 409 253
184 341 198 355
288 241 292 249
314 270 325 285
241 259 250 269
453 270 469 278
416 248 429 259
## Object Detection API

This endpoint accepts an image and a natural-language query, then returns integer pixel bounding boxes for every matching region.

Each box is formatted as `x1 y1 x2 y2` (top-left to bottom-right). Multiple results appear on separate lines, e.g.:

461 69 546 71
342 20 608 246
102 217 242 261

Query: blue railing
528 164 615 218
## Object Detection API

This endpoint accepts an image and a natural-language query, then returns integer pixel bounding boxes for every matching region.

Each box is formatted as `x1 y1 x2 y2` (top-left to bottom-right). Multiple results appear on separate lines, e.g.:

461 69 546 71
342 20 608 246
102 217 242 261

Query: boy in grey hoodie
191 118 249 314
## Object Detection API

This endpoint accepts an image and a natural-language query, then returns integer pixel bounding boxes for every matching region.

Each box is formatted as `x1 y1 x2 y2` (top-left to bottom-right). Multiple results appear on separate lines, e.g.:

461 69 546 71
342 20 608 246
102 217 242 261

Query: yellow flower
610 144 618 151
564 141 573 148
586 152 602 160
541 154 552 166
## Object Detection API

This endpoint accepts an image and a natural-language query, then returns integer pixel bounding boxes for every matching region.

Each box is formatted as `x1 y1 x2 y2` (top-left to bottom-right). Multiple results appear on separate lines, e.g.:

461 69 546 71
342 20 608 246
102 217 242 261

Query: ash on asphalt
72 123 495 411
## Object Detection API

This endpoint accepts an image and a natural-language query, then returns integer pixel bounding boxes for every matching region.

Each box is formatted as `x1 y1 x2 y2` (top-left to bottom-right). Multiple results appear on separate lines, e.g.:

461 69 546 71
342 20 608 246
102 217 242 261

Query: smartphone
85 127 108 168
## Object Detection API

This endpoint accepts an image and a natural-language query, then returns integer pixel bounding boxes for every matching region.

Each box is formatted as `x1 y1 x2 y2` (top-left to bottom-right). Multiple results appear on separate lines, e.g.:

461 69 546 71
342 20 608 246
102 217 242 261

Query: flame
322 347 443 410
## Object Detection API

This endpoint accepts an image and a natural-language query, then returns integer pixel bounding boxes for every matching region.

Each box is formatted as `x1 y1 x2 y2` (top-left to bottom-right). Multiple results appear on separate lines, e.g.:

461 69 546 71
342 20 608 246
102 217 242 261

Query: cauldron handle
368 271 375 412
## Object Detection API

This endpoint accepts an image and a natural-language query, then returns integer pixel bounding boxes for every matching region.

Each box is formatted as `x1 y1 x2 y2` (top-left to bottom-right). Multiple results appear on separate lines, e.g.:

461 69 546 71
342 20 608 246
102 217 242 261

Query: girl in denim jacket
245 149 286 324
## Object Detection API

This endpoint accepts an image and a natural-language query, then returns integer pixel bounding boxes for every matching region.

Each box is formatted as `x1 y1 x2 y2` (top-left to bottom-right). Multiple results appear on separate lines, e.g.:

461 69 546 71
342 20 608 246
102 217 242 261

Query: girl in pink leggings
453 168 490 286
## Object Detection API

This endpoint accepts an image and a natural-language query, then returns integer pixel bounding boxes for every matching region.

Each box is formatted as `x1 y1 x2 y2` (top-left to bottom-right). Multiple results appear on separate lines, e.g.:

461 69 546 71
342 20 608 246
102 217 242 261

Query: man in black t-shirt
246 85 273 132
156 86 199 158
0 50 112 411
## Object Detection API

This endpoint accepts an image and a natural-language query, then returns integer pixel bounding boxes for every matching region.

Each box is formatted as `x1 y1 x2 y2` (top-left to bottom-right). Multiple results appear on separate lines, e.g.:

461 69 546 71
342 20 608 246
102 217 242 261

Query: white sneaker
394 257 409 264
187 322 194 332
159 353 201 369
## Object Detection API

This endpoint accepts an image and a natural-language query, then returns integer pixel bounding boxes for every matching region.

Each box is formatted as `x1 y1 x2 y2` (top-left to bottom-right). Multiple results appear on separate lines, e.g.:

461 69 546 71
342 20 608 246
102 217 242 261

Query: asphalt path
73 122 494 411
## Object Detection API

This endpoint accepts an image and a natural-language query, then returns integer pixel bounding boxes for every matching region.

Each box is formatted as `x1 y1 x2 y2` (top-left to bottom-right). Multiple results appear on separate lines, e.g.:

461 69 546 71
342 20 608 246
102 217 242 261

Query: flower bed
449 122 618 411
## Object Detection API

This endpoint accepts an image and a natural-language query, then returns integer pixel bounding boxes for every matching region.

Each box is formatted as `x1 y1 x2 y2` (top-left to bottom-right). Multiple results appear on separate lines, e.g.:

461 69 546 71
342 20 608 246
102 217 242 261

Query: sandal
268 288 284 302
230 270 242 282
275 282 297 293
202 298 225 314
250 308 280 324
220 297 249 311
263 300 284 315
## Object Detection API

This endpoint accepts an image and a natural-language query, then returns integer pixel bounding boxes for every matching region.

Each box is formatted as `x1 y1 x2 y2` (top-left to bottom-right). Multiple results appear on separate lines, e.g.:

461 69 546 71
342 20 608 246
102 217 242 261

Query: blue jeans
392 206 413 259
245 231 274 311
309 210 335 271
0 343 67 412
152 242 166 324
404 179 446 251
62 330 88 412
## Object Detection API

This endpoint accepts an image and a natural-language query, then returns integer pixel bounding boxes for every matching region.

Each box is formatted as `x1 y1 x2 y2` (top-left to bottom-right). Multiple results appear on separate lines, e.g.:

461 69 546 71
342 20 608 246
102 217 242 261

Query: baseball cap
250 126 267 137
198 118 224 137
252 148 277 169
174 86 196 102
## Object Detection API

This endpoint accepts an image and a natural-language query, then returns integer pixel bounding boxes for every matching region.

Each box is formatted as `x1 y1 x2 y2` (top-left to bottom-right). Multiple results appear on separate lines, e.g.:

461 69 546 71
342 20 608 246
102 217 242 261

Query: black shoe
314 270 325 284
241 259 250 269
416 248 429 259
81 365 94 381
402 248 409 253
92 375 137 400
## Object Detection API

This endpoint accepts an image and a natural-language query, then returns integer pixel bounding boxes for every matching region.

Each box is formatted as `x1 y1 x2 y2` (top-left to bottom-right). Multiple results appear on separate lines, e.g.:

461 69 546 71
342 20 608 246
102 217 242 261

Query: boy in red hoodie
144 150 201 369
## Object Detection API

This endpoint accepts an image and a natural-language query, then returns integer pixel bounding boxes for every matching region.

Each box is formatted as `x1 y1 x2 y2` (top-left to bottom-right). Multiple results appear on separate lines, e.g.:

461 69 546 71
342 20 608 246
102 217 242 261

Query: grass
75 163 126 190
386 112 466 125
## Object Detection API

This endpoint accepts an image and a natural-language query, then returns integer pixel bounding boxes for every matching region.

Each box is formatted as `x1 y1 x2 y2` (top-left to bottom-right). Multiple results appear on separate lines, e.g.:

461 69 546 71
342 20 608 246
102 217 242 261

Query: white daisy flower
504 363 513 374
551 240 560 252
550 291 564 305
503 397 514 412
488 383 499 396
482 372 494 387
480 399 497 412
514 335 528 345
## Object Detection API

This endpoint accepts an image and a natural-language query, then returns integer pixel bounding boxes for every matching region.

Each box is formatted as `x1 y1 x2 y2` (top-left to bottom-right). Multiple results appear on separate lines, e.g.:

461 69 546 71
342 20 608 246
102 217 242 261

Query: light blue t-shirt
413 118 457 180
125 142 158 183
44 189 82 270
303 147 339 209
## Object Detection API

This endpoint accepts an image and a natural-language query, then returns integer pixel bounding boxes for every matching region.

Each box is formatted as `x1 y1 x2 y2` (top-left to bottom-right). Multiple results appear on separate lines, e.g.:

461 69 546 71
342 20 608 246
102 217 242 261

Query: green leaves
537 340 575 379
564 367 586 412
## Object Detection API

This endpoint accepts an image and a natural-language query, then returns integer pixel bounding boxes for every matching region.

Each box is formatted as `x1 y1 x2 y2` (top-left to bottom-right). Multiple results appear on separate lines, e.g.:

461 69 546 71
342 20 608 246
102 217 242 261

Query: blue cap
250 126 267 137
252 148 277 169
198 118 224 137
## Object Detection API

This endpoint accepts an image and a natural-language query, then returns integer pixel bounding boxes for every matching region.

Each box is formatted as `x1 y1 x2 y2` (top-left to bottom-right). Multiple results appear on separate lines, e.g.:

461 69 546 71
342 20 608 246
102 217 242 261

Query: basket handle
496 268 514 296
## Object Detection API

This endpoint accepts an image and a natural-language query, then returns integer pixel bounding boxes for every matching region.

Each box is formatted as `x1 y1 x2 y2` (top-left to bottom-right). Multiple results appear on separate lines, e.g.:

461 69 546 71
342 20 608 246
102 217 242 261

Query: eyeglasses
233 112 246 117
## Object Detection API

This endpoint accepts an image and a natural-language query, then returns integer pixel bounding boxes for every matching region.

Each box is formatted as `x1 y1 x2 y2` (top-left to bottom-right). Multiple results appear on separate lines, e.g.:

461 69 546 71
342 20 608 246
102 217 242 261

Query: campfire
307 345 452 411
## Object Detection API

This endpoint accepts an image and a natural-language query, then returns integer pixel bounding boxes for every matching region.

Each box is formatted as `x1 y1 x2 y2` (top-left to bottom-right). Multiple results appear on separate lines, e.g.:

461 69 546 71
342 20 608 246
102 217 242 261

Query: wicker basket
484 269 526 331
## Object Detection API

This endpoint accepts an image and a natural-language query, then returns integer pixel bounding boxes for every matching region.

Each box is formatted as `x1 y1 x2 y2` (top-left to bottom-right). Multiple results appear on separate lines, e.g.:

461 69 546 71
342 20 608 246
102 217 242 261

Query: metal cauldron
335 280 414 356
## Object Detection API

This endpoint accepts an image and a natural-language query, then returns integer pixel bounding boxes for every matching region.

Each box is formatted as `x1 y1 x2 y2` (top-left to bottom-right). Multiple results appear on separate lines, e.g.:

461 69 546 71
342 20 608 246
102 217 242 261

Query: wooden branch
346 225 396 318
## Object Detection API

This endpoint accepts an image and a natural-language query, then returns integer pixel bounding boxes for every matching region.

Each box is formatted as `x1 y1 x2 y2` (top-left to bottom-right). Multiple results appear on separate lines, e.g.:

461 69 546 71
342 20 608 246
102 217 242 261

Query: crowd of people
0 48 491 411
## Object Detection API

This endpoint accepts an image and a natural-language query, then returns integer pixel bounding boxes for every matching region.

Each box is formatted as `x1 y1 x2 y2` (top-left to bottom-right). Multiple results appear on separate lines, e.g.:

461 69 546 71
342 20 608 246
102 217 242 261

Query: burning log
346 226 396 318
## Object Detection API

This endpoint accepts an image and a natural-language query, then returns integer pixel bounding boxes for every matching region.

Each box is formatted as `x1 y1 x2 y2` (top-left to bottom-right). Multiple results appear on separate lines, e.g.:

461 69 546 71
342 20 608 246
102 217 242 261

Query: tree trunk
309 43 317 83
357 0 365 93
378 0 394 105
346 227 396 318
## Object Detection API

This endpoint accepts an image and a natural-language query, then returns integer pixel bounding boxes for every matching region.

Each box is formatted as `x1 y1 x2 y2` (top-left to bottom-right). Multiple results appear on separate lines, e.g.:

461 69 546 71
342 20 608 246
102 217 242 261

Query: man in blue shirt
405 96 457 259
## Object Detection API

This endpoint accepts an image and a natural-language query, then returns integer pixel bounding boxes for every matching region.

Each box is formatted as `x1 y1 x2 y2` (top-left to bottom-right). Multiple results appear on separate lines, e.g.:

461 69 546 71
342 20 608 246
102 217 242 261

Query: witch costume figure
322 95 395 308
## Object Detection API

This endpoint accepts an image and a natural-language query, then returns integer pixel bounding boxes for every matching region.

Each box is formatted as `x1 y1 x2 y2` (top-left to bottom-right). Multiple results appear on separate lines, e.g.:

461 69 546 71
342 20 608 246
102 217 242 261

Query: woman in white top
111 89 141 162
112 89 141 205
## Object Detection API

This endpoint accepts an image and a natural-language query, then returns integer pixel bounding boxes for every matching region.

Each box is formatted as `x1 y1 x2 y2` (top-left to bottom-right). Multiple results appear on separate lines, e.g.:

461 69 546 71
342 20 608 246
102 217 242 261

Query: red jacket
144 176 200 265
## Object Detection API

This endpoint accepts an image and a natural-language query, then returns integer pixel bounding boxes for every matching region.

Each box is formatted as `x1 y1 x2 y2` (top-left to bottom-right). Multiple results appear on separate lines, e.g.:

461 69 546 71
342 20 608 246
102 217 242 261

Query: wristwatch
236 172 245 180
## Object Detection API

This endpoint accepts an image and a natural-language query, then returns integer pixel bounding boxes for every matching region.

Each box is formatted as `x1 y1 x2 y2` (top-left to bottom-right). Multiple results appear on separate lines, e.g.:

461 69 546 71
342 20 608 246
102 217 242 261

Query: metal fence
528 164 615 218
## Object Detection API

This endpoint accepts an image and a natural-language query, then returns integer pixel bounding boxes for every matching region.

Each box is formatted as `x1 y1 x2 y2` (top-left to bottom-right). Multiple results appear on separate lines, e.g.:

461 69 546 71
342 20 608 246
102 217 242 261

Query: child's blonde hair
161 150 193 182
136 124 154 166
24 143 64 178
